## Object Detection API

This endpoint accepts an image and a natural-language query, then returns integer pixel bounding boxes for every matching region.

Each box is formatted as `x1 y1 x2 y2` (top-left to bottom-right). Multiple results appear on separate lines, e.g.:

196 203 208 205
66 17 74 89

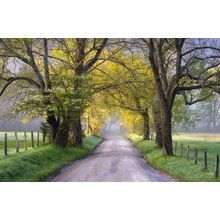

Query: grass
130 133 220 182
0 134 102 182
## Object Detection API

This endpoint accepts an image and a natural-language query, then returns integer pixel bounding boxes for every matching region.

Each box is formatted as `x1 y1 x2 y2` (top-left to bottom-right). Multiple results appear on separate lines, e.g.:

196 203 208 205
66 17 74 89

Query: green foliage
15 74 91 119
90 50 155 134
173 96 199 129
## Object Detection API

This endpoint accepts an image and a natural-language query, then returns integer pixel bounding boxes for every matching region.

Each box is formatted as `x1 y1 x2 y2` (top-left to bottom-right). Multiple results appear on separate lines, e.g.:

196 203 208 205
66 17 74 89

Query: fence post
37 131 39 147
4 133 7 156
175 142 177 155
15 132 19 153
31 132 34 148
24 131 27 150
204 150 208 170
180 143 183 157
194 147 198 164
187 145 190 160
215 154 219 178
43 130 45 143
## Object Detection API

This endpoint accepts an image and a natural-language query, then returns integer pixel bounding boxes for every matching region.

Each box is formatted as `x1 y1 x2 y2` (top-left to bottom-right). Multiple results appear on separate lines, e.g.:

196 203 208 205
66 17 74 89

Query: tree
0 38 109 147
172 95 200 131
51 38 108 147
152 93 163 147
91 50 155 140
83 93 110 135
142 38 220 155
0 39 60 142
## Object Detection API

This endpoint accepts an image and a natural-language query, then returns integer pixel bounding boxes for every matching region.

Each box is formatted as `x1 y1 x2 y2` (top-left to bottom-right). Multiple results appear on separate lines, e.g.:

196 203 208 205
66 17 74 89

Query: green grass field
0 134 102 182
130 133 220 182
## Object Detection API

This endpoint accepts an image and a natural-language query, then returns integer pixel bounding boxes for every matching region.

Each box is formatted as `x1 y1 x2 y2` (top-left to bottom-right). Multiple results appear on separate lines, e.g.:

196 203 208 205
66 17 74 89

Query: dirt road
50 136 174 182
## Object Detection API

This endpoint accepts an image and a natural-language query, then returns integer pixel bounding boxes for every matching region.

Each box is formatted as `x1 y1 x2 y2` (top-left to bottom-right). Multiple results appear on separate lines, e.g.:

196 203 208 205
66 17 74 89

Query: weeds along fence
174 142 220 178
0 131 46 157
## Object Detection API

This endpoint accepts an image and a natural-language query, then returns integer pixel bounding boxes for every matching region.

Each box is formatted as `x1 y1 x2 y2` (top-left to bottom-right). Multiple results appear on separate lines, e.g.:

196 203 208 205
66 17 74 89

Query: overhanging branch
0 76 41 96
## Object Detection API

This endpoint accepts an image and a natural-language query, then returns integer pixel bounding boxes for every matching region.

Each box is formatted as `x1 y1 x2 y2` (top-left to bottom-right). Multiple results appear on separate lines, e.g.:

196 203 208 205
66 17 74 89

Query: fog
176 96 220 133
0 114 41 131
101 114 128 139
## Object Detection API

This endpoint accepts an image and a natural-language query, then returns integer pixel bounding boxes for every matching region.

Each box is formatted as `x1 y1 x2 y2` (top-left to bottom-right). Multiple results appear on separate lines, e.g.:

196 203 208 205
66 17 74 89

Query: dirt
50 135 175 182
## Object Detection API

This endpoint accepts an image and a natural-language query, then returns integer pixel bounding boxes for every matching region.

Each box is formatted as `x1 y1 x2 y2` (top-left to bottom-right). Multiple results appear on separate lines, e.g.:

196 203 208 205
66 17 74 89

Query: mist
0 114 42 132
101 114 128 139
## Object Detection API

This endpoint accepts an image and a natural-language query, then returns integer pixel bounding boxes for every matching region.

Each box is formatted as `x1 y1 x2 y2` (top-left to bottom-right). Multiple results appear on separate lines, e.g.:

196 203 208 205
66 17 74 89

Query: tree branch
182 91 213 105
0 76 41 96
43 38 51 89
24 39 45 88
83 38 108 73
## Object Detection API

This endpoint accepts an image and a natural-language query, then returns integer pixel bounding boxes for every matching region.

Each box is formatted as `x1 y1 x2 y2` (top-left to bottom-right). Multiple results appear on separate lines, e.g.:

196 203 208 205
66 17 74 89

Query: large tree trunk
152 98 163 148
161 106 173 155
72 118 83 147
47 115 59 143
142 108 150 140
56 118 70 148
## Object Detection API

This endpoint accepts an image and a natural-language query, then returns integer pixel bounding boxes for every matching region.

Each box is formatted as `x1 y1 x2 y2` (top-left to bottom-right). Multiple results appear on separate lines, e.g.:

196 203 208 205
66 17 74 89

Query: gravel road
50 135 174 182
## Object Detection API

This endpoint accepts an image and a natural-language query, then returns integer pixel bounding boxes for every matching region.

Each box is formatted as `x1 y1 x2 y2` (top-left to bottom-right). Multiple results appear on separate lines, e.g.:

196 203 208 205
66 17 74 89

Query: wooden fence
174 142 220 178
2 131 46 157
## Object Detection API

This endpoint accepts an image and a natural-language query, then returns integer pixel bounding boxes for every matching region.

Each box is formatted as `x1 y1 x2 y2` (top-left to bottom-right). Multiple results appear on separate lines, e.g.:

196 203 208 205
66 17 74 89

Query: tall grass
0 135 102 182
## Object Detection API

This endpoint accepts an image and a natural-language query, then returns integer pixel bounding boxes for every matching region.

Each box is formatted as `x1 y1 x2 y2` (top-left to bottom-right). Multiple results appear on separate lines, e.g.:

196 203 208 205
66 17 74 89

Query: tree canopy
0 38 220 154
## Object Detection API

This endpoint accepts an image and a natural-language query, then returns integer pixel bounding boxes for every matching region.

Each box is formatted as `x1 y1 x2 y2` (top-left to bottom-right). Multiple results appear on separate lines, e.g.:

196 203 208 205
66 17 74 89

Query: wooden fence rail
176 142 220 178
187 145 190 160
15 132 19 153
31 132 34 148
24 131 27 150
180 143 183 157
37 131 39 147
1 131 43 157
194 147 198 165
216 154 219 178
4 133 7 156
204 151 208 170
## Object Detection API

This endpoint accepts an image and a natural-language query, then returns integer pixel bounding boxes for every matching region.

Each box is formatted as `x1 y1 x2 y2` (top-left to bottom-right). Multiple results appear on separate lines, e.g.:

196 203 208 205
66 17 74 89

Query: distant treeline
0 115 41 131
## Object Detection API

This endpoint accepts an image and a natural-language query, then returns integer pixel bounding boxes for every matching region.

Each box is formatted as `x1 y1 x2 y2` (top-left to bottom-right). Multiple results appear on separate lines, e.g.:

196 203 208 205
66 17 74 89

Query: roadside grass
130 133 220 182
0 135 102 182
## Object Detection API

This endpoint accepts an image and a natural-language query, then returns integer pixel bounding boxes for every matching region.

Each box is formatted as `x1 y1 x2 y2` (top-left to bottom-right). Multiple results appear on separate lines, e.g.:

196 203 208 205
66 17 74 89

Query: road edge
45 138 105 182
128 138 179 182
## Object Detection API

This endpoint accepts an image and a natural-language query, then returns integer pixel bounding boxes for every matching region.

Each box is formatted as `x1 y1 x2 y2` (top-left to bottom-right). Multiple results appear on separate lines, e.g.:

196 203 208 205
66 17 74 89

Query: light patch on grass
173 133 220 142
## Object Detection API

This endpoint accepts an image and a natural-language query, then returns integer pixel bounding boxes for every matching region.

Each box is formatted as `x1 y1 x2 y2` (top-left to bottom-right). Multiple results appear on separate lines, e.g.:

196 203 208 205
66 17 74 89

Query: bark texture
47 115 59 143
56 118 71 148
142 108 150 140
161 107 173 155
72 118 83 147
152 98 163 148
